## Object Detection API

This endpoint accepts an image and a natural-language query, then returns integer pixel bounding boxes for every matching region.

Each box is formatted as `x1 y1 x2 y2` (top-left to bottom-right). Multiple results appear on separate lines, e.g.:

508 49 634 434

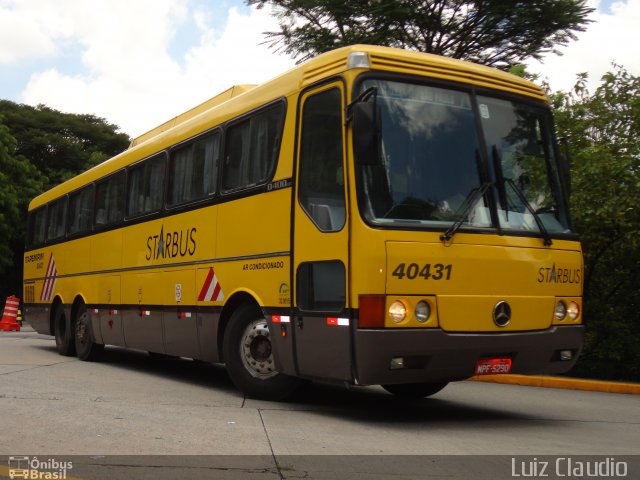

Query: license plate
475 358 512 375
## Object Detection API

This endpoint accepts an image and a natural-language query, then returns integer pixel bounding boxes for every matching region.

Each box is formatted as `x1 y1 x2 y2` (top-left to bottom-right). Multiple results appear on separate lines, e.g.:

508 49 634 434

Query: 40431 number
392 263 453 281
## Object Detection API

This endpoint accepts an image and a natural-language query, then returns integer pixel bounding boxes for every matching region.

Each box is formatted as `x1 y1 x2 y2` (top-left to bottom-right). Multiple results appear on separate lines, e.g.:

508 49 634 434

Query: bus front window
478 96 570 234
356 79 571 237
358 80 490 228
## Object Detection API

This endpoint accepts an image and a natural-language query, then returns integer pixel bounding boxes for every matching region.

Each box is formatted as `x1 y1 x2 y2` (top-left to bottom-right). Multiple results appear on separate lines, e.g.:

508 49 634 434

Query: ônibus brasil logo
8 456 72 479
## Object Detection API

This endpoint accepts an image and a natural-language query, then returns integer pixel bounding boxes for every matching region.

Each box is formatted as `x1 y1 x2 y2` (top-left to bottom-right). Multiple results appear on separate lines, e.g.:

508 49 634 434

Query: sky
0 0 639 138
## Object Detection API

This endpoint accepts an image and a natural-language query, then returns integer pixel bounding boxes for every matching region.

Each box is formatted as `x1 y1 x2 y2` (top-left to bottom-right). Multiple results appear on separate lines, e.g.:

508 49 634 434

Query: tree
0 101 130 189
0 101 130 300
0 118 46 275
248 0 593 69
551 66 640 381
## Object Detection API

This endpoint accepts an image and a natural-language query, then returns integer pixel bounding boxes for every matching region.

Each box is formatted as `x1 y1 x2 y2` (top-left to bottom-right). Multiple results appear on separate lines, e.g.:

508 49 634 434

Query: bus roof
29 44 547 210
128 84 257 148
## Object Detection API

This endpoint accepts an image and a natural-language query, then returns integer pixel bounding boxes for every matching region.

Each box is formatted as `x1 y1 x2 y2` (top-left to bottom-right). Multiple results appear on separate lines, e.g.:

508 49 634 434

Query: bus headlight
415 301 431 323
567 301 580 321
388 301 407 323
554 301 567 320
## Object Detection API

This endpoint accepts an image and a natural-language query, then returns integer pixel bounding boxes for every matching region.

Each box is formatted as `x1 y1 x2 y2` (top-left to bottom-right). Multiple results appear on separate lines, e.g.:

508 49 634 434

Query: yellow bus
23 45 583 400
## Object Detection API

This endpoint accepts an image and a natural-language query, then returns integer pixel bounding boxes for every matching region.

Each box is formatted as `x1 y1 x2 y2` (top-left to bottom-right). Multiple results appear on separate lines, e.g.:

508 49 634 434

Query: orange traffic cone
0 296 21 331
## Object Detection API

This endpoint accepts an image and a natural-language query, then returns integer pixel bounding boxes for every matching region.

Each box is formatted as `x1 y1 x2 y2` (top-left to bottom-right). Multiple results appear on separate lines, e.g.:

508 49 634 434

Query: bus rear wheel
382 382 448 399
223 304 301 400
54 303 75 357
74 304 104 361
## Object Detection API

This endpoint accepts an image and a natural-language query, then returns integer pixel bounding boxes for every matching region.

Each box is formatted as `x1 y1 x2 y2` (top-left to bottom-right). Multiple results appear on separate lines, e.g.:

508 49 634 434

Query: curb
470 374 640 395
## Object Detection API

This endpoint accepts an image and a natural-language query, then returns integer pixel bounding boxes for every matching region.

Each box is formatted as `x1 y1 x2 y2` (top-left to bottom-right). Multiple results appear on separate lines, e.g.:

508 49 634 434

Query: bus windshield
357 79 571 235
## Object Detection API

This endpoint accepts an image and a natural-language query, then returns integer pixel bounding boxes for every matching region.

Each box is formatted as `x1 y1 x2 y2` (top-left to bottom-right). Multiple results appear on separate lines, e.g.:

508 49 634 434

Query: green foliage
552 66 640 380
248 0 593 69
0 101 130 189
0 101 130 298
0 118 46 272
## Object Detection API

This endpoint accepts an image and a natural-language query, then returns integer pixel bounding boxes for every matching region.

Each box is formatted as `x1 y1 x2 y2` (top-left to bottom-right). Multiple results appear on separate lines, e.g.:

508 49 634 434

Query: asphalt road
1 327 638 479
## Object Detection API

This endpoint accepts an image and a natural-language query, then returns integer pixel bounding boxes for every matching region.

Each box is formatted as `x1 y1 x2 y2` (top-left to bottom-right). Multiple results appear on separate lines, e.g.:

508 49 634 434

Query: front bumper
353 325 584 385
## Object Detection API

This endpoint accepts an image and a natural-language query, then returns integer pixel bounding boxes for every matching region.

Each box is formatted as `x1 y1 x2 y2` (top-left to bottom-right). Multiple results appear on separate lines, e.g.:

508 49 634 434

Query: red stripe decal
212 282 222 301
198 267 215 301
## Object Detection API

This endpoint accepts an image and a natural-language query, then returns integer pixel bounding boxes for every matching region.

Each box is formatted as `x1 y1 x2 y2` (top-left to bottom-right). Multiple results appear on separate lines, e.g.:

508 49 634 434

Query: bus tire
54 303 76 357
223 304 301 401
382 382 448 399
74 303 104 362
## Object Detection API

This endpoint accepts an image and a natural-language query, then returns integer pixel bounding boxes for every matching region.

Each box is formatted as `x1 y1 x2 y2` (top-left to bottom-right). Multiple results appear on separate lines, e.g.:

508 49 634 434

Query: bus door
292 83 352 381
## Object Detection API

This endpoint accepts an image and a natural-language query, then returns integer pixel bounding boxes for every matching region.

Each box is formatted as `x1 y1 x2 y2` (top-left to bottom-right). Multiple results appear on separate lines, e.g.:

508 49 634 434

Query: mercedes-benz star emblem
493 301 512 327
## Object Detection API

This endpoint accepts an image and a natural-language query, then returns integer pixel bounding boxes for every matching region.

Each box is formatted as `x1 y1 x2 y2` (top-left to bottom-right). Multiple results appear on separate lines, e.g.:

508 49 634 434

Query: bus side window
298 88 345 232
67 185 94 235
223 125 247 191
95 171 125 227
222 103 285 192
28 207 47 246
169 131 219 206
46 197 67 241
126 154 166 218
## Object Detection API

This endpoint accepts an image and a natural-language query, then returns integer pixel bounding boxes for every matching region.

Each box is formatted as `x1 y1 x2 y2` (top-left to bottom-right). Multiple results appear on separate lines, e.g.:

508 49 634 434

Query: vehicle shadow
32 342 236 392
280 380 540 426
31 342 547 426
104 347 542 426
101 346 237 392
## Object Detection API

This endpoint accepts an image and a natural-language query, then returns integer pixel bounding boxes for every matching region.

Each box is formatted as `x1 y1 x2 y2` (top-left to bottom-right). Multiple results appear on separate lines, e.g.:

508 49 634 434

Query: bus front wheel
223 304 301 400
74 304 104 361
382 382 448 399
54 303 75 357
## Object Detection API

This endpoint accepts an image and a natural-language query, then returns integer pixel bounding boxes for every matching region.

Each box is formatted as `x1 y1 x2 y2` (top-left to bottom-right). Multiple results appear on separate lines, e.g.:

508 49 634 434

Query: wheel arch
70 294 88 323
50 294 76 356
51 294 88 340
49 295 65 334
217 291 262 363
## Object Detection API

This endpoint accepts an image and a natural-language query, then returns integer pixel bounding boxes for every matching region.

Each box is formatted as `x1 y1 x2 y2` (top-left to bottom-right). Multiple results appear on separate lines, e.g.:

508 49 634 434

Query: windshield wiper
491 144 551 246
440 182 492 244
505 178 553 246
491 145 509 218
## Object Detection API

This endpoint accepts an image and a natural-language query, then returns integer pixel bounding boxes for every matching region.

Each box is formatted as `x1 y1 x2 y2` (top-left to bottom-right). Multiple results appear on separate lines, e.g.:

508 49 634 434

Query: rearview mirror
352 102 382 166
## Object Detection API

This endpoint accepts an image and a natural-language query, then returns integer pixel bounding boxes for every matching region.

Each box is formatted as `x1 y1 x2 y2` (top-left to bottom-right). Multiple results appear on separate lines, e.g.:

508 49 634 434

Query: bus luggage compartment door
122 272 164 352
163 269 199 359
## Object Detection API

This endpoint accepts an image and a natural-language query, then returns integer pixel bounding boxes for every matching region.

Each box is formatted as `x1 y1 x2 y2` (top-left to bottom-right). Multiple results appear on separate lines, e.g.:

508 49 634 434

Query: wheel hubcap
240 319 277 379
